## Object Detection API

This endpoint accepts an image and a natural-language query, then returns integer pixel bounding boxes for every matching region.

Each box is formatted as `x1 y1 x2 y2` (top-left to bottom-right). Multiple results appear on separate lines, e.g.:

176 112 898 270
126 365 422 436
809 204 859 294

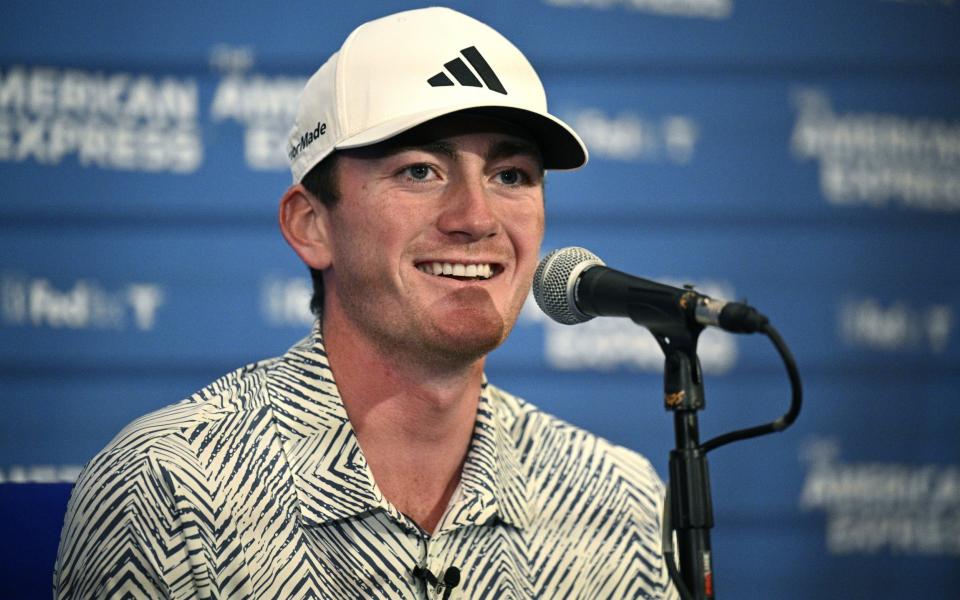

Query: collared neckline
271 321 530 534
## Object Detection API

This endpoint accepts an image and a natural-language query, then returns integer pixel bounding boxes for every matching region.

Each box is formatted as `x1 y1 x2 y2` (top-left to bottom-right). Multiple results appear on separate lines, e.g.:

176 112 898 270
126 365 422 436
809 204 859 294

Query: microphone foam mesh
532 246 604 325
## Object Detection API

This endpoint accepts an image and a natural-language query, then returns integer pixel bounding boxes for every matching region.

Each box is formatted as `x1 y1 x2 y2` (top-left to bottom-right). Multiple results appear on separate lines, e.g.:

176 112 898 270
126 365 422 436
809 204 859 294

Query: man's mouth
415 261 497 280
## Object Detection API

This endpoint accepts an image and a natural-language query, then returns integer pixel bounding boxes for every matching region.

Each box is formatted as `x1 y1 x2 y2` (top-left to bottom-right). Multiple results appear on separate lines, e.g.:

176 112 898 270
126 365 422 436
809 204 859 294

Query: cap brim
335 104 588 170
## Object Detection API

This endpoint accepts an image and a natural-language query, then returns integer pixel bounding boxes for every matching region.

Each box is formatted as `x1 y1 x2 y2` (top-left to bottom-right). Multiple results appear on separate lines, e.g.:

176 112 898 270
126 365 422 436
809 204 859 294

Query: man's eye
404 164 432 180
497 168 523 185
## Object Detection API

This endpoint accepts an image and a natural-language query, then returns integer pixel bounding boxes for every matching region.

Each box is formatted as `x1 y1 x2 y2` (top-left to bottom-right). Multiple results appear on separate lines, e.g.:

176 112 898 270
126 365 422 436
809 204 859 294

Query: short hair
299 153 340 316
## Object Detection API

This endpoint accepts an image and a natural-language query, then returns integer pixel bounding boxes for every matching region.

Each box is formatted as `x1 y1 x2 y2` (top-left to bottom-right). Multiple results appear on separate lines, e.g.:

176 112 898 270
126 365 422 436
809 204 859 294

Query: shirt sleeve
53 440 188 599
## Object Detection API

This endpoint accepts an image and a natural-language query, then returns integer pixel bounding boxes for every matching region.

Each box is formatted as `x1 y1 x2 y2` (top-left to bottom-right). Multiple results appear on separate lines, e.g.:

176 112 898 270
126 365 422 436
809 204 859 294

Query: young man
55 8 677 599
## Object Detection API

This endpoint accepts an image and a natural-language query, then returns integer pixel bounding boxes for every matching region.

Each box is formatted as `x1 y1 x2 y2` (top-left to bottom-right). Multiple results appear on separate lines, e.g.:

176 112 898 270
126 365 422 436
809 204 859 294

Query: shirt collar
271 321 530 532
446 379 531 531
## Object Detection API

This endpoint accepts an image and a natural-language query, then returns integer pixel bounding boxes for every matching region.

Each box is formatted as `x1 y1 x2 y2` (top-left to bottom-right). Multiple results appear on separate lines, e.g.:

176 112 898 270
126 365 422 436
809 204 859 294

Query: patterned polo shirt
54 324 678 599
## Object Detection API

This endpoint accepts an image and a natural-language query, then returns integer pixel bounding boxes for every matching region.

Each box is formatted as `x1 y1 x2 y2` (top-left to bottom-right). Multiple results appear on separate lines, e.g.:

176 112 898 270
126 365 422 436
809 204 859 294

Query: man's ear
278 184 333 270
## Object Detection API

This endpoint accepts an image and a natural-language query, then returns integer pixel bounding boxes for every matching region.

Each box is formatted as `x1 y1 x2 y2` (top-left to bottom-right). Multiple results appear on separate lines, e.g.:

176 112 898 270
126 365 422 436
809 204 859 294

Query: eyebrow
388 138 543 167
486 139 542 166
413 140 457 160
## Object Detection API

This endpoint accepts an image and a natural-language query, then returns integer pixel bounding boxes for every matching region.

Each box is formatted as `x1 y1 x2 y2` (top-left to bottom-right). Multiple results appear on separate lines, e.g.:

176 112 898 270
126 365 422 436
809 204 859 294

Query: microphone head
533 246 605 325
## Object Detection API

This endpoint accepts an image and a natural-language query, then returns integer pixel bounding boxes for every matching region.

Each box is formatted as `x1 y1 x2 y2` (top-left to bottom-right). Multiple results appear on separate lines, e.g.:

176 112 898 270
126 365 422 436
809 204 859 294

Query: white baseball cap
287 7 588 182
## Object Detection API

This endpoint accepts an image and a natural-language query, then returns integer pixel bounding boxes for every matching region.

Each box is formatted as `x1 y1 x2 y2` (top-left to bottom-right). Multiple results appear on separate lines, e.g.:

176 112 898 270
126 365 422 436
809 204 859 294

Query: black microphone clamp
413 564 461 599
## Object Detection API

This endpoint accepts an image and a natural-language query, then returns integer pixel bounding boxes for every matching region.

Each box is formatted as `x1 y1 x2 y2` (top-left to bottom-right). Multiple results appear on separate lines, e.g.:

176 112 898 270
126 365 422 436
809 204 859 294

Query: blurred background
2 0 958 598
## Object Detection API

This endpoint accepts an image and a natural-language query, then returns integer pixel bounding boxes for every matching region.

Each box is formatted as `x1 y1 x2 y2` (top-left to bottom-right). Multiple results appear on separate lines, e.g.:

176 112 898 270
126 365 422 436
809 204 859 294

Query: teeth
417 262 495 279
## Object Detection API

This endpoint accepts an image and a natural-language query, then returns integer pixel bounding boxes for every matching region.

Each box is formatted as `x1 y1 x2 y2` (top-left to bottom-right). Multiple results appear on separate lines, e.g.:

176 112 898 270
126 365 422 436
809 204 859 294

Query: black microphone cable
700 322 802 453
662 488 693 600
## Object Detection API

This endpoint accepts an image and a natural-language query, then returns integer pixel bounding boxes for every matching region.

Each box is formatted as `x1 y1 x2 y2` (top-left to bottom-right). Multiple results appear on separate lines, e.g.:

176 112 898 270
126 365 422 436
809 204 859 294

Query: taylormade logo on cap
286 7 588 183
287 121 327 161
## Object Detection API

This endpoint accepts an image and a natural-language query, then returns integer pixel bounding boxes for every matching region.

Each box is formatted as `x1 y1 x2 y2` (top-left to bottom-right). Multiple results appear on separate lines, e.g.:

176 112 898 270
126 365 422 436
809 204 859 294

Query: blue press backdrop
2 1 959 597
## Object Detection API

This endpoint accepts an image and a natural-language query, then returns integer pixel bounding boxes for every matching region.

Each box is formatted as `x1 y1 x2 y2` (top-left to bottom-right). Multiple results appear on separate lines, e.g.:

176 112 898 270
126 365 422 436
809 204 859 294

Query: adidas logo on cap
427 46 507 95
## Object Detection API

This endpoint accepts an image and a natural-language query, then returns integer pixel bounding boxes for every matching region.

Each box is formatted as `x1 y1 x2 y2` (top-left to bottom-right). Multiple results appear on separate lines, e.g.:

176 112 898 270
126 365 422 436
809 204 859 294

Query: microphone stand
649 319 714 600
641 291 802 600
531 248 802 598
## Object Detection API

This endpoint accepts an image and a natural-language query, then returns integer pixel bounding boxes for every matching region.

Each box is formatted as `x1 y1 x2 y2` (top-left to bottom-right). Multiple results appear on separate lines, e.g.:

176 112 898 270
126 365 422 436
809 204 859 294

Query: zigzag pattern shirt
55 325 678 599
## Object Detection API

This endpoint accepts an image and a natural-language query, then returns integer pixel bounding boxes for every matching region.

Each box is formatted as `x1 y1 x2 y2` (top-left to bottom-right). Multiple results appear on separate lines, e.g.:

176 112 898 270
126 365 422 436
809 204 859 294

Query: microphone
532 246 768 334
412 564 461 599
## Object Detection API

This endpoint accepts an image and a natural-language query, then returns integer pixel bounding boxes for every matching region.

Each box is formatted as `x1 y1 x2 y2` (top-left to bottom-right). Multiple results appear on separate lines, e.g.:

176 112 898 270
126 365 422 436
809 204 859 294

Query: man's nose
436 177 500 241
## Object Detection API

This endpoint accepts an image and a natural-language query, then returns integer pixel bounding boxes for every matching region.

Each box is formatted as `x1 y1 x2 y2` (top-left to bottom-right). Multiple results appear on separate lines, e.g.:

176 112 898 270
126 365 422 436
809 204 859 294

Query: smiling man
55 8 677 599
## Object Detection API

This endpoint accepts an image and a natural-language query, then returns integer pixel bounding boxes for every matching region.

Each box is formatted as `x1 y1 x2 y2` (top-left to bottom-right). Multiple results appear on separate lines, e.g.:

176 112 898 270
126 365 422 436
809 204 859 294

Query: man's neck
321 315 484 535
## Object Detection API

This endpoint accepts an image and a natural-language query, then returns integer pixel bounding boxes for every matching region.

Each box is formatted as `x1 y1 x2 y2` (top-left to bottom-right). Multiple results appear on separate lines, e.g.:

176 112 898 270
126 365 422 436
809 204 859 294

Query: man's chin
428 317 506 363
421 286 516 363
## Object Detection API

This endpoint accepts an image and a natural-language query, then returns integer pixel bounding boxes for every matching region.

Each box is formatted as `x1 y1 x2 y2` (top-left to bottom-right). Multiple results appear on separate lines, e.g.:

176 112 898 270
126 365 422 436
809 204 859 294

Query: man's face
320 115 545 368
